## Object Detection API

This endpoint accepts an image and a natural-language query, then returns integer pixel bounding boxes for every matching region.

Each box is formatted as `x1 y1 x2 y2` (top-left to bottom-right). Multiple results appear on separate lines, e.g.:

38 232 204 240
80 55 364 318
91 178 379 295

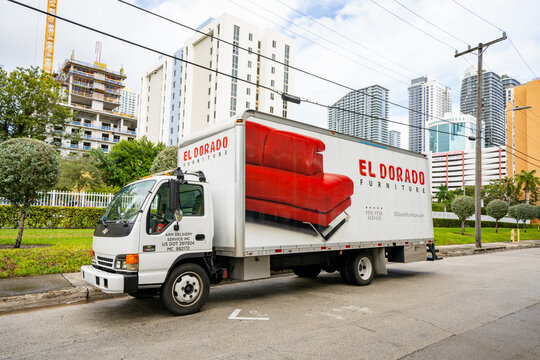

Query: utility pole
455 33 506 249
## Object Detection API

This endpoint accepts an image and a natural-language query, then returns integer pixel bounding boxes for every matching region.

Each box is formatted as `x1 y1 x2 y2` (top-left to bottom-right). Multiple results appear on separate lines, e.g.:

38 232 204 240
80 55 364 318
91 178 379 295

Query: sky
1 0 539 147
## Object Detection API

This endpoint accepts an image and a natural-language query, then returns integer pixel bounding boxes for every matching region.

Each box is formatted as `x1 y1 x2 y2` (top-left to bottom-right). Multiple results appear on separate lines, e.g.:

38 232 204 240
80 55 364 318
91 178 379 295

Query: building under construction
54 53 137 155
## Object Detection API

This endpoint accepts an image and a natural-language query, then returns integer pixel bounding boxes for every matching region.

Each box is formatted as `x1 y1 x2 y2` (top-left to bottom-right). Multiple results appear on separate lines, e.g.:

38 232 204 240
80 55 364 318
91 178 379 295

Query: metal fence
0 191 114 208
432 211 518 223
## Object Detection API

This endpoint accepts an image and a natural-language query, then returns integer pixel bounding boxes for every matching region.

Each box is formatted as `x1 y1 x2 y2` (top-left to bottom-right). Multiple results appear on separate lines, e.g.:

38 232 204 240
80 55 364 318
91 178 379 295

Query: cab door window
146 182 204 234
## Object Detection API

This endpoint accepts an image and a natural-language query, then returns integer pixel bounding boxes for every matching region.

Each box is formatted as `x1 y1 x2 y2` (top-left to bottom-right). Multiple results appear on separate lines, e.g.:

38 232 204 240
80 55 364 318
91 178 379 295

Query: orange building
505 78 540 176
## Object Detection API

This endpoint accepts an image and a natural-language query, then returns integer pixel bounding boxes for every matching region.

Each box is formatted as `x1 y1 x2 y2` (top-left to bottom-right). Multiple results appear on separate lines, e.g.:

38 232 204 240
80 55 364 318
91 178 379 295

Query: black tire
293 265 322 278
340 254 354 284
346 253 374 286
129 289 159 299
160 263 210 316
340 267 353 284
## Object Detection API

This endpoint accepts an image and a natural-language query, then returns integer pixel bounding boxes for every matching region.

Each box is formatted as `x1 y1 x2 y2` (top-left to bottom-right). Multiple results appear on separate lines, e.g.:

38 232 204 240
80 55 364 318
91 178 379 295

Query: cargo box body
178 111 434 262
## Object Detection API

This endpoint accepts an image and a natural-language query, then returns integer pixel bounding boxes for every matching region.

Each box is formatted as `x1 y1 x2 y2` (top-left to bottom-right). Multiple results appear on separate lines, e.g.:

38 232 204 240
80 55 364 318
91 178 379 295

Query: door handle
195 234 205 241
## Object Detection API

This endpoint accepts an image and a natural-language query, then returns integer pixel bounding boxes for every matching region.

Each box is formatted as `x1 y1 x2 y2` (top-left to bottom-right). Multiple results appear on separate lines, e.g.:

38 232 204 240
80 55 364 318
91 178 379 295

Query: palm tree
435 184 449 203
500 176 519 204
515 170 540 204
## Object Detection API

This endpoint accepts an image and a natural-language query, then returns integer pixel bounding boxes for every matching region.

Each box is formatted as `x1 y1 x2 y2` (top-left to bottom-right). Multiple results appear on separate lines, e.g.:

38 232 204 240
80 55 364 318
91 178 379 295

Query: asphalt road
1 249 539 360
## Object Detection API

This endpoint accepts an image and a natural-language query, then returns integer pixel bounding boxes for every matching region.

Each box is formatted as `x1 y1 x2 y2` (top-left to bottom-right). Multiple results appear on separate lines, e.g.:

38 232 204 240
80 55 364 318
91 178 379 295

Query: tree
150 146 178 173
0 66 73 142
500 176 520 204
91 137 165 189
0 138 60 248
486 199 509 233
56 155 104 192
514 204 535 233
451 196 475 235
515 170 540 204
508 205 519 229
536 205 540 221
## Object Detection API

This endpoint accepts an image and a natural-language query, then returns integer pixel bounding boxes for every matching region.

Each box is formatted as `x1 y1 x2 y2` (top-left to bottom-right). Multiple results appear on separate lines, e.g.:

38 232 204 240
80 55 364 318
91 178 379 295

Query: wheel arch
166 252 213 280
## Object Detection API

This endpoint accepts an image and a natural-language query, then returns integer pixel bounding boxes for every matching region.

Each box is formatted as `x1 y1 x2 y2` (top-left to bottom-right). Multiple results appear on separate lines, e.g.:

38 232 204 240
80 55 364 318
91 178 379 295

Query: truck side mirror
169 179 180 212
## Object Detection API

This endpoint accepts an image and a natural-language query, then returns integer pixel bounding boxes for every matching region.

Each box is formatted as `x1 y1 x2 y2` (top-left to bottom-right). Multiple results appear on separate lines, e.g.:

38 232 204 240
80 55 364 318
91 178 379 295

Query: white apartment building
55 55 137 156
408 76 451 153
430 146 507 195
119 87 137 116
389 130 401 148
181 13 296 136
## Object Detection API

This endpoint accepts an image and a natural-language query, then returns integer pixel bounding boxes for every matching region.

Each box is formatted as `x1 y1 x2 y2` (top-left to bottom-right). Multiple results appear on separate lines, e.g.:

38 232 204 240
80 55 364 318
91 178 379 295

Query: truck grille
97 256 114 268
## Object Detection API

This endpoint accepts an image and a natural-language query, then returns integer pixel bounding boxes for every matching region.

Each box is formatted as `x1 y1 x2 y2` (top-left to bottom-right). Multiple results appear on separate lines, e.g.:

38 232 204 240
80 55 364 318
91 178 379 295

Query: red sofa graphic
245 121 354 227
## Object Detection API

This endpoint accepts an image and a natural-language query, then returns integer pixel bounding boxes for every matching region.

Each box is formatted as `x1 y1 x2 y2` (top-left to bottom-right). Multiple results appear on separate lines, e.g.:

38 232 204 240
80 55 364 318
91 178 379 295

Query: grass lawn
434 227 540 246
0 229 93 278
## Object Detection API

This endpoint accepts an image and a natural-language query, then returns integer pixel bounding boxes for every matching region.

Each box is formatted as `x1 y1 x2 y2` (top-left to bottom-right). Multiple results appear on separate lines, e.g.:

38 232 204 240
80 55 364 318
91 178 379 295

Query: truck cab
81 172 216 315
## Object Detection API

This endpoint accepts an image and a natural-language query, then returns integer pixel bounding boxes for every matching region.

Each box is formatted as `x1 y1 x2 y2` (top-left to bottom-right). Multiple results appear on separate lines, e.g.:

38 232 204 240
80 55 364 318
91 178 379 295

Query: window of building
271 66 275 74
270 106 274 113
247 74 251 82
208 87 211 95
247 88 251 95
246 101 250 108
248 60 252 68
249 33 253 41
271 80 275 87
270 93 274 100
272 40 276 48
272 54 276 60
209 74 212 81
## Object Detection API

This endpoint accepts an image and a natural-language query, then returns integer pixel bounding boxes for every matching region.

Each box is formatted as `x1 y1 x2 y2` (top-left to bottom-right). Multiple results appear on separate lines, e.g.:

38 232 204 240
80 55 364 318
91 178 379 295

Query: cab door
138 180 211 285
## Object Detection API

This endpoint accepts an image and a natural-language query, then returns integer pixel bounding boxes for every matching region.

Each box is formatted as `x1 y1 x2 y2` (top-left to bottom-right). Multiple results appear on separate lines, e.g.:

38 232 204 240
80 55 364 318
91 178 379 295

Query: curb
438 241 540 257
0 286 126 314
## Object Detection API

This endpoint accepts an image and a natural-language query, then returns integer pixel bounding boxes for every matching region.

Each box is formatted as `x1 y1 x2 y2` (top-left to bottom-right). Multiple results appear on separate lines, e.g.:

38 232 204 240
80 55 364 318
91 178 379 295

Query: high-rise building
181 13 296 136
408 76 451 153
427 111 481 153
54 54 137 156
506 78 540 177
460 67 505 148
501 74 520 90
328 85 389 144
138 49 183 146
389 130 401 148
119 87 137 116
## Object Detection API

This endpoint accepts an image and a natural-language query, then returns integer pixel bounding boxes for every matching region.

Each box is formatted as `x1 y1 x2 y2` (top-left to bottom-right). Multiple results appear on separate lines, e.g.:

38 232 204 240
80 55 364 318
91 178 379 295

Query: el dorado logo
358 159 426 194
183 136 228 161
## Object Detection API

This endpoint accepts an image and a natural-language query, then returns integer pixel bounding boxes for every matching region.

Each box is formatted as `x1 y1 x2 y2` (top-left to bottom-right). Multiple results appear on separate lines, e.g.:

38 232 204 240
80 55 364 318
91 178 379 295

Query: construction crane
42 0 58 73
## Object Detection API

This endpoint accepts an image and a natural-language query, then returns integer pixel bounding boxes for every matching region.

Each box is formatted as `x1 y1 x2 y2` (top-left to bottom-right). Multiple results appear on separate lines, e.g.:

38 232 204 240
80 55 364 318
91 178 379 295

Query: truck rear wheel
160 263 210 316
293 265 321 278
346 253 374 286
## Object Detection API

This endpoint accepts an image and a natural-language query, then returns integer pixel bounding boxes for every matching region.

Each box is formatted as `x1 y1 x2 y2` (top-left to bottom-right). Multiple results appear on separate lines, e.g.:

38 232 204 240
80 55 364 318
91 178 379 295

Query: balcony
101 126 111 131
72 120 81 126
70 144 79 149
113 139 120 143
83 134 92 139
101 148 109 153
83 146 92 151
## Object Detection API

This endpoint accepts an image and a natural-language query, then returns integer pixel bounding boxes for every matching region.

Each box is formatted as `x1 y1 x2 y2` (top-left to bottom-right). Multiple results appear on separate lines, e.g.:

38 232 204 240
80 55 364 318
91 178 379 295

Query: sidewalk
1 240 540 314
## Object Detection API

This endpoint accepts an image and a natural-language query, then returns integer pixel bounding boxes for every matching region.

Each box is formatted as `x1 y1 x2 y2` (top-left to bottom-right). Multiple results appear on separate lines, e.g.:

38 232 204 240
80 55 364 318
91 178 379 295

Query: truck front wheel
346 253 374 286
160 263 210 316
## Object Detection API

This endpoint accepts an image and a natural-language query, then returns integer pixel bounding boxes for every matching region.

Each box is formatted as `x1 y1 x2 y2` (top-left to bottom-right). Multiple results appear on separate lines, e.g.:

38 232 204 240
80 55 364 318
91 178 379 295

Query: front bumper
81 265 138 294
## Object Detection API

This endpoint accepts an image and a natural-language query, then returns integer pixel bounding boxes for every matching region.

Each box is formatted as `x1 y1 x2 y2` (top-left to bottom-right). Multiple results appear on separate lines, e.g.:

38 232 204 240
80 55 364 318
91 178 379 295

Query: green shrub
432 218 527 229
0 205 104 229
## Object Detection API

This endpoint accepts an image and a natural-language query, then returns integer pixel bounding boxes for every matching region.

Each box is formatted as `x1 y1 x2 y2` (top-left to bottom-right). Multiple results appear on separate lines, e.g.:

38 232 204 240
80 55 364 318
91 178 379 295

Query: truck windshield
103 180 156 224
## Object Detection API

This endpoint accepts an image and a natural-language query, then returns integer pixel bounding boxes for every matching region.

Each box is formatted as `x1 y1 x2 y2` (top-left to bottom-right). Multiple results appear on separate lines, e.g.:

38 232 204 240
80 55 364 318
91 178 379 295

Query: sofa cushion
246 197 351 227
245 122 273 165
246 164 354 213
262 130 325 175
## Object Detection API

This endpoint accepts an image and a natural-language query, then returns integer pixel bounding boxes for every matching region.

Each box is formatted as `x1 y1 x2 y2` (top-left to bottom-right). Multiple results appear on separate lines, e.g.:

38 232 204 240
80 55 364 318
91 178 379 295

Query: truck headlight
90 250 96 264
115 254 138 271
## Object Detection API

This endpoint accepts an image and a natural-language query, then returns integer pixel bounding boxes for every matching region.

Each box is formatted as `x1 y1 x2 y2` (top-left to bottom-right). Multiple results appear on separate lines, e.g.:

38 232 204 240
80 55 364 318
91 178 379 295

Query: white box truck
81 111 434 315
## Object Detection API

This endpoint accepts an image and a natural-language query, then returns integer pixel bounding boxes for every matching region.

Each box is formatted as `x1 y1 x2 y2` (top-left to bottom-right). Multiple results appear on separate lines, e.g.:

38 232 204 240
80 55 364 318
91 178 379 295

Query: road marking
228 309 269 321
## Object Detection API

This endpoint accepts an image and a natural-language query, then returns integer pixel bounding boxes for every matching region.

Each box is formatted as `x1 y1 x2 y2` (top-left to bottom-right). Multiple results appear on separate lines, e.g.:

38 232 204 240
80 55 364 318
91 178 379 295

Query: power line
119 0 477 135
274 0 422 77
12 0 538 166
508 38 538 79
393 0 469 47
369 0 457 51
227 0 409 85
452 0 537 79
8 0 473 144
451 0 504 32
245 0 411 82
